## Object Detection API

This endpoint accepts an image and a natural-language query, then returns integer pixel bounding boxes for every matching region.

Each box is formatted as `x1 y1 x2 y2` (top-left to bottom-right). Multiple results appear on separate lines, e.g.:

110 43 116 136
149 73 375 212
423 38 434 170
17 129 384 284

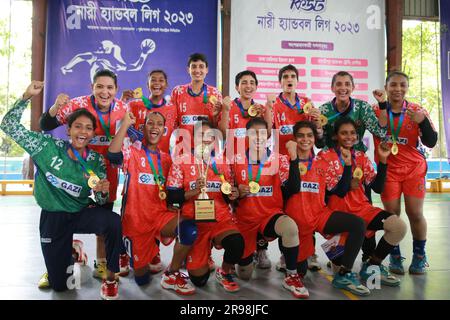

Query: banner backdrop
44 0 218 137
230 0 385 156
440 0 450 162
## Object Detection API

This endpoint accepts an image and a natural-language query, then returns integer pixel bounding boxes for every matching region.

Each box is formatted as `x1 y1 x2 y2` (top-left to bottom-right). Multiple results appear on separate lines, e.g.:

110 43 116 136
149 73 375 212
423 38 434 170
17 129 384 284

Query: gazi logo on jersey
385 135 408 145
45 172 82 197
138 173 157 185
189 180 221 192
300 181 320 193
181 115 208 125
89 135 110 146
279 125 294 135
247 186 273 197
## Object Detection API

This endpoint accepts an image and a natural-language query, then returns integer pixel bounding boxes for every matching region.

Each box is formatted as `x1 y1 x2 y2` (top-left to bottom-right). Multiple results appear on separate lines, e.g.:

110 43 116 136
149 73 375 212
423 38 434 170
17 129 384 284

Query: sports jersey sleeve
361 101 387 139
278 154 290 184
317 151 342 191
1 99 50 158
166 162 185 208
418 108 438 148
55 97 82 125
167 163 184 189
361 152 376 186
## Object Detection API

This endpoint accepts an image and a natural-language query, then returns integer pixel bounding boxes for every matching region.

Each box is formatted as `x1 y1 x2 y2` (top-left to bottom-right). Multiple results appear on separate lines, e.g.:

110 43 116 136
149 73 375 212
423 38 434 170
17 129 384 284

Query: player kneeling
108 111 197 295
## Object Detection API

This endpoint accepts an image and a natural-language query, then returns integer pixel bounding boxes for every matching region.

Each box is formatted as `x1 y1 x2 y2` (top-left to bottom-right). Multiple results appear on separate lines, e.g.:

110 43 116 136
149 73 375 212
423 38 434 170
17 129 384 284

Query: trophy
194 145 216 221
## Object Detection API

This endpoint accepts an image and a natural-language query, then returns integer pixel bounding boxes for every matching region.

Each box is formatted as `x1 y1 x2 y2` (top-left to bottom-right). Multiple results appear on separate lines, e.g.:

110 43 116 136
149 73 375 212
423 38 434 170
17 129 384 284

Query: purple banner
44 0 218 137
441 0 450 162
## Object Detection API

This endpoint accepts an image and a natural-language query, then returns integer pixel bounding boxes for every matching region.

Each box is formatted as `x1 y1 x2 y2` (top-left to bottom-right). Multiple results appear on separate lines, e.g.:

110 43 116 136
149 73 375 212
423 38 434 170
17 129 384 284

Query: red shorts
381 162 427 201
123 211 176 270
186 217 238 271
237 212 283 259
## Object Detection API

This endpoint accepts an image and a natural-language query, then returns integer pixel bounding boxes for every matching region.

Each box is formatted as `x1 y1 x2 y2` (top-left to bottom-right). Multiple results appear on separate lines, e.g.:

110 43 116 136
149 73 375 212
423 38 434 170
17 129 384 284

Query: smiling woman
0 81 124 300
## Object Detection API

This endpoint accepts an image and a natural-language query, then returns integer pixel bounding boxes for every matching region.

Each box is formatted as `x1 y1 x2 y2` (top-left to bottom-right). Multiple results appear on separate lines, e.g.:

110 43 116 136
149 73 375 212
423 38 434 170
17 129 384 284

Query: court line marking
318 269 360 300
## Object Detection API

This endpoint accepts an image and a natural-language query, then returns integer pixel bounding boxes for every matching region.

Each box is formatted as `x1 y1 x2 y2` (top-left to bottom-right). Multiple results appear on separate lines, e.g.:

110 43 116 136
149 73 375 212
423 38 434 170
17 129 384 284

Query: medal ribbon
210 152 226 183
299 153 314 171
69 146 97 179
388 100 407 145
90 95 112 142
279 93 302 113
234 98 255 118
327 97 354 123
142 96 166 110
187 83 208 104
247 150 269 184
144 147 165 190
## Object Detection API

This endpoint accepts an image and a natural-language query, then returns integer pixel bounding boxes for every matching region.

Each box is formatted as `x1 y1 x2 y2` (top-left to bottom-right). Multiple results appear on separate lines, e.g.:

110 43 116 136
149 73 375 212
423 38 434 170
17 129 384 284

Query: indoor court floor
0 193 449 300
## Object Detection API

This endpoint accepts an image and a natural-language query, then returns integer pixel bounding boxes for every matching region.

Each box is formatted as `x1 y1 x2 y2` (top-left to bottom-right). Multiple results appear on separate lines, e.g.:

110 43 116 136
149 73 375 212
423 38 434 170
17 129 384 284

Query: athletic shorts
123 211 176 270
381 161 427 201
186 217 238 271
237 212 283 259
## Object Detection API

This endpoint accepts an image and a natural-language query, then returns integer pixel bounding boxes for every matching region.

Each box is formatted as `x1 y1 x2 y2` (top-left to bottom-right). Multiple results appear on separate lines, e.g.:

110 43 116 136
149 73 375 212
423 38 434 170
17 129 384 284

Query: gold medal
303 102 313 114
319 114 328 126
391 143 399 155
209 95 218 105
248 105 258 117
353 167 363 180
299 163 308 175
88 175 100 188
159 190 167 200
220 181 232 195
249 181 260 194
133 87 143 99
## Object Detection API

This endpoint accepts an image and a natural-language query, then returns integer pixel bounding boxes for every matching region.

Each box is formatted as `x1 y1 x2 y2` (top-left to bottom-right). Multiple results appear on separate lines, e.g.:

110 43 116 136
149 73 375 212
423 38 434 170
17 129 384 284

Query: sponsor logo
181 115 208 125
247 186 273 197
138 173 156 185
89 135 110 146
280 125 293 135
300 181 320 193
189 181 221 192
385 135 408 145
233 128 246 138
45 172 82 197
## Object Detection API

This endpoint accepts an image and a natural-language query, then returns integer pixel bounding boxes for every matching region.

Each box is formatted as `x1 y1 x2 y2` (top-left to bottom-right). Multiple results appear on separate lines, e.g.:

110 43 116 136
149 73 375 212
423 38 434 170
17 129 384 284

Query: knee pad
236 262 254 280
134 271 150 286
274 215 299 248
176 219 198 246
189 272 209 287
383 215 407 245
221 233 245 265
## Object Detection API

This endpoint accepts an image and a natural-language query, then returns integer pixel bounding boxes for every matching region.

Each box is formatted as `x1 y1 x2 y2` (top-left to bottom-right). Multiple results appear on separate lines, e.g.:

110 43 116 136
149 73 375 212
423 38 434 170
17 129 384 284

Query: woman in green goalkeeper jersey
0 81 123 300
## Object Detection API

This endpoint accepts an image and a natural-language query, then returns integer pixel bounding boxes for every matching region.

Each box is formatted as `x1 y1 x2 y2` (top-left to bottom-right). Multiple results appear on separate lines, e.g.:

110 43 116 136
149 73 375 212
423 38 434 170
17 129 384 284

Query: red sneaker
215 268 240 293
100 280 119 300
282 273 309 299
161 270 195 295
118 254 130 277
149 253 163 274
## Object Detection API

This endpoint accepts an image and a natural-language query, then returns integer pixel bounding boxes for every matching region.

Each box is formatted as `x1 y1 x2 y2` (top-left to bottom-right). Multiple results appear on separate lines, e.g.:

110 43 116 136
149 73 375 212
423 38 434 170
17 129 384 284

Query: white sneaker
282 273 309 299
254 249 272 269
327 261 341 275
307 254 321 271
161 270 195 295
276 255 286 273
